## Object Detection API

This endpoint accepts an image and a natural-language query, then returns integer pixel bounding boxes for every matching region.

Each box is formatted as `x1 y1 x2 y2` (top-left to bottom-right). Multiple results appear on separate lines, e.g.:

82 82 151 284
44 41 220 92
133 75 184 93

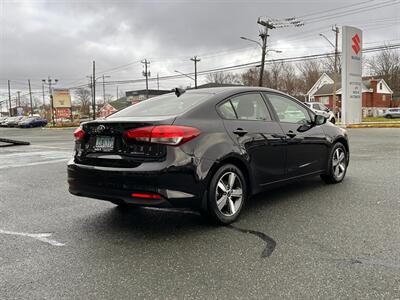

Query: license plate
94 136 115 152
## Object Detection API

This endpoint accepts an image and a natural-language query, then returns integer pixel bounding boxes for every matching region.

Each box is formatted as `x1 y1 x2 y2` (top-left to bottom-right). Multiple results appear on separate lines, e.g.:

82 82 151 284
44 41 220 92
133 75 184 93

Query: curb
345 123 400 128
42 127 77 130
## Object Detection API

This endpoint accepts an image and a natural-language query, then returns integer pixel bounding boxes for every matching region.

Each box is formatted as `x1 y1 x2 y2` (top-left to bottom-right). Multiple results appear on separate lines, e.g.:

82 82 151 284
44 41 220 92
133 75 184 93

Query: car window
265 93 312 124
218 101 236 119
229 93 271 121
109 92 211 118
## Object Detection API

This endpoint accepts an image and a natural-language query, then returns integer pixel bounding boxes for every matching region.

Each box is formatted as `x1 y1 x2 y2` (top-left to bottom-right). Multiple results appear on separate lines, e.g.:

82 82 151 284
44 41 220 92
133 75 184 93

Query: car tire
320 142 348 184
385 114 392 119
205 164 247 225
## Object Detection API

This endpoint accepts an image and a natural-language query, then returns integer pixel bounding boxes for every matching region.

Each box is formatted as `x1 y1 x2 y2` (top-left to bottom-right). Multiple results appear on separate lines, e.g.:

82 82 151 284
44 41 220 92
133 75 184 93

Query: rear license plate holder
94 136 115 152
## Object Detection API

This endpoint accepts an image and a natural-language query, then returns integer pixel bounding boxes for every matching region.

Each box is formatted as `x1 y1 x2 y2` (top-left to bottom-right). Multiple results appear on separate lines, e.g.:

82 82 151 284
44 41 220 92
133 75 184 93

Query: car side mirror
314 114 327 125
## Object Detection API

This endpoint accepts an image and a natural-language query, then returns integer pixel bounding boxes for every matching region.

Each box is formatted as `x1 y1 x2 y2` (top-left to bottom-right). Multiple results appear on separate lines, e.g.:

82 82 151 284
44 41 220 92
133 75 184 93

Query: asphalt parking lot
0 127 399 299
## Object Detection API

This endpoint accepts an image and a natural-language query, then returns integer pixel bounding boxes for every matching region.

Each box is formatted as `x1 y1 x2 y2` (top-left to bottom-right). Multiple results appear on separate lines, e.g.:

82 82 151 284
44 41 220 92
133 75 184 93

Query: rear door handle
233 128 248 136
286 130 297 138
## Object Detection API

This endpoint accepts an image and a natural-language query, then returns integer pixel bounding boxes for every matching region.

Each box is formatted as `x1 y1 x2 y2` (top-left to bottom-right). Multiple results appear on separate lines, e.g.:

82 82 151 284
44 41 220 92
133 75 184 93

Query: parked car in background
305 102 336 124
0 117 9 126
68 87 349 224
383 108 400 119
18 117 48 128
5 116 25 127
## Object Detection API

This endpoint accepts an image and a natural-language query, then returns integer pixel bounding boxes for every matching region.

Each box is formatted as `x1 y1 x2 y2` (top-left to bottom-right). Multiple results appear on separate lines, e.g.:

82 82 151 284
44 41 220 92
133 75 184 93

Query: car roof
185 86 287 95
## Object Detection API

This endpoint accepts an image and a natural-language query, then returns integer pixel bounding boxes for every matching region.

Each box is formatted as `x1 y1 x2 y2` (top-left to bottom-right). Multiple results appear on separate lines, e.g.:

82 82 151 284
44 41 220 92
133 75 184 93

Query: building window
379 82 383 90
320 96 329 105
382 94 386 101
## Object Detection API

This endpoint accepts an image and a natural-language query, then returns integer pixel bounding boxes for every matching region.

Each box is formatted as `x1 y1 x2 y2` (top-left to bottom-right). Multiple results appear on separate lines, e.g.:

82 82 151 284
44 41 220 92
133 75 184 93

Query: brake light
124 125 200 146
131 193 162 199
74 127 85 140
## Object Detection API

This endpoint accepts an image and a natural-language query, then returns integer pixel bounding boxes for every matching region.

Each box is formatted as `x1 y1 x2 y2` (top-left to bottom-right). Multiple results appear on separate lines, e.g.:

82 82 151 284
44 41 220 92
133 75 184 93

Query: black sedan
68 87 349 224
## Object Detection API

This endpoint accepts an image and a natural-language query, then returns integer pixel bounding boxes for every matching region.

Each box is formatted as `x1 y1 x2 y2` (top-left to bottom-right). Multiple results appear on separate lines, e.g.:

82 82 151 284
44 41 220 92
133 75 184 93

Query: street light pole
7 80 12 116
42 80 46 115
332 26 339 118
240 35 281 87
319 26 340 117
28 79 33 116
42 76 58 126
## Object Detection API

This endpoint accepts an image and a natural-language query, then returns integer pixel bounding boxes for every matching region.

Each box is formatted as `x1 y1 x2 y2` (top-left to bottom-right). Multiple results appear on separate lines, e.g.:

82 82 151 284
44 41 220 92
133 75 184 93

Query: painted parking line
0 158 69 169
0 229 65 247
0 150 71 169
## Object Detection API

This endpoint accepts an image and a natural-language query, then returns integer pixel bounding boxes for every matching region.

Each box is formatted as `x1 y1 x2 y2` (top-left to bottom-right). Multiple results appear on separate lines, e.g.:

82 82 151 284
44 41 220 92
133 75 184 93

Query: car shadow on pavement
78 176 328 238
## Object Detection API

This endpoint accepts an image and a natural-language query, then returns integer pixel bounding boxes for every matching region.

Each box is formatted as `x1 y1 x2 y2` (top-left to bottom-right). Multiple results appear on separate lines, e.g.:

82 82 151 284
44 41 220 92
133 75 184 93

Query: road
1 127 399 299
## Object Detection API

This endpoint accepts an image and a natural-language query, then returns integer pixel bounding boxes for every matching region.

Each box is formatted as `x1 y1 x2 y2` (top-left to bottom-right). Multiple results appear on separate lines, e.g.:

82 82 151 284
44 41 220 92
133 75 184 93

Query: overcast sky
1 0 399 103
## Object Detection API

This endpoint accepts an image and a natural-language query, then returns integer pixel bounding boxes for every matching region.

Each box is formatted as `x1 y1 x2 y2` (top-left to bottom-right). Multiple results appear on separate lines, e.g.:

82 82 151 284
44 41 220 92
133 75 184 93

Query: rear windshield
108 92 211 118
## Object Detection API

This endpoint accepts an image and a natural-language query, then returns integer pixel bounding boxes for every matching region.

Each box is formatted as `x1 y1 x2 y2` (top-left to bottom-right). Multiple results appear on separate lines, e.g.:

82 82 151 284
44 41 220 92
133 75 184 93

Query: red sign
352 34 361 55
55 108 71 119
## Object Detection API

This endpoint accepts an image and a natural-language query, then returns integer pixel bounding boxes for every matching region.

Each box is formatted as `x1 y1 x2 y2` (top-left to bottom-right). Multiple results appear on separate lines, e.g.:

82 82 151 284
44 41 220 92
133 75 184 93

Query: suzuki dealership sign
341 26 362 125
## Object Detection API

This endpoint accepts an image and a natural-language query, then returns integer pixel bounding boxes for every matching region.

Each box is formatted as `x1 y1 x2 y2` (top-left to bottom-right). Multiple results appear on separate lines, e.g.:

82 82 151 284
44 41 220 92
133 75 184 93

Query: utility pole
42 80 46 114
243 17 303 87
92 60 96 120
332 25 340 119
102 75 106 105
7 80 12 116
157 73 159 90
42 76 58 126
116 86 119 99
17 91 21 107
190 56 201 89
141 59 150 99
28 80 33 116
257 18 275 87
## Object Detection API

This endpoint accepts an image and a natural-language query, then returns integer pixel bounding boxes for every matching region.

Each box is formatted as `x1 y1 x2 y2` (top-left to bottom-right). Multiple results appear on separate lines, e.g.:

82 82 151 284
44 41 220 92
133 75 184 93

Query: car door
218 92 286 186
264 92 329 178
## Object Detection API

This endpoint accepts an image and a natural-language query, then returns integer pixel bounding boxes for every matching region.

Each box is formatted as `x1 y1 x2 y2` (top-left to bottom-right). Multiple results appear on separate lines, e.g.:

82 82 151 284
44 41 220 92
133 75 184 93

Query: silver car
305 102 336 124
383 108 400 119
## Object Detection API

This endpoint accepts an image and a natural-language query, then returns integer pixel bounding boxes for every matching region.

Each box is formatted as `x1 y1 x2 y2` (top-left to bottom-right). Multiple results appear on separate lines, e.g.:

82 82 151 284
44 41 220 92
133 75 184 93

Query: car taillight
74 127 85 140
124 125 200 146
131 193 162 199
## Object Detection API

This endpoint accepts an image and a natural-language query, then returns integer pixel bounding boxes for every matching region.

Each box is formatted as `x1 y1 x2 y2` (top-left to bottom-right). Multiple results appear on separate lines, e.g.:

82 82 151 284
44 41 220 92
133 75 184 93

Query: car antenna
172 87 186 97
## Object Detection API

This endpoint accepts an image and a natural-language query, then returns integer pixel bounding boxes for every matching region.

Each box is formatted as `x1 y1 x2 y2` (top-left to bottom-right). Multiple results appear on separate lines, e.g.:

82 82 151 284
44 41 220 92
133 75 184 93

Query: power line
305 0 400 24
298 0 376 19
71 44 399 89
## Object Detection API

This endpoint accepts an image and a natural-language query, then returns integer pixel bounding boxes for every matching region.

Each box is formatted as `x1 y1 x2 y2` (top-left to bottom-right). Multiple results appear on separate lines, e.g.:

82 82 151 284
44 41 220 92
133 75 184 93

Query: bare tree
241 68 259 86
297 60 323 93
74 88 91 116
268 62 284 90
205 71 241 84
367 47 400 97
322 54 342 75
280 63 298 95
104 94 114 104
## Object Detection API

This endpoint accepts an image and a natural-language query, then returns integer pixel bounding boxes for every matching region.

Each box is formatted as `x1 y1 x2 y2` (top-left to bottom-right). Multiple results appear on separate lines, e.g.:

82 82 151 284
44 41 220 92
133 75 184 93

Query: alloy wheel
215 172 243 217
332 148 346 180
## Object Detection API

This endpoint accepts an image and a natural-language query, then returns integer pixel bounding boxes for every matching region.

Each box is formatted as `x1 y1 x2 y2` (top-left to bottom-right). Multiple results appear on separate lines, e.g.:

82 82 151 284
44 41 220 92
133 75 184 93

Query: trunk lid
74 116 176 167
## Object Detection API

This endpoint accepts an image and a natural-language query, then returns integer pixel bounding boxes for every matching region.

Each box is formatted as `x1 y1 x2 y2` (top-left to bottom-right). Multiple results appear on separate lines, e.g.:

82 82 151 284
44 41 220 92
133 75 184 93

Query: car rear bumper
67 159 206 209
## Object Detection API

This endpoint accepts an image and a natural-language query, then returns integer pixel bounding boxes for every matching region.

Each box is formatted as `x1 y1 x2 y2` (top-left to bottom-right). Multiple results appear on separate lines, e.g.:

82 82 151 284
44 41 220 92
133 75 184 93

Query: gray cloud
1 0 399 96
